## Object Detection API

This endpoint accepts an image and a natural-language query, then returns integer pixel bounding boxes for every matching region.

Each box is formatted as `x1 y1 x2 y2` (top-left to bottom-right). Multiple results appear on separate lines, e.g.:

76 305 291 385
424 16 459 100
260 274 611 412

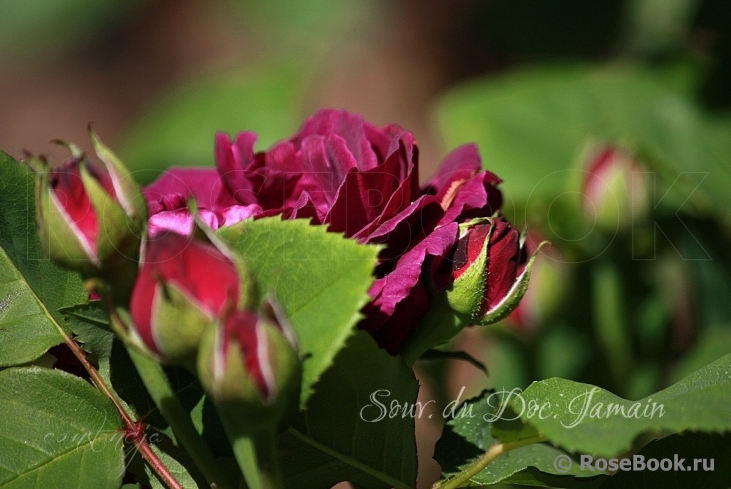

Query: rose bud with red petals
400 216 543 364
31 132 146 275
446 216 527 320
581 143 648 232
196 305 301 427
129 231 245 365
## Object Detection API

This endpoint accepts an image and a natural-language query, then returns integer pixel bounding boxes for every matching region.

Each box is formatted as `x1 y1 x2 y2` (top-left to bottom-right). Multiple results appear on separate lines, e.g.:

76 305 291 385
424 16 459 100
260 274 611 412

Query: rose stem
126 345 236 489
100 286 234 489
46 297 181 489
216 406 283 489
592 257 632 394
432 435 546 489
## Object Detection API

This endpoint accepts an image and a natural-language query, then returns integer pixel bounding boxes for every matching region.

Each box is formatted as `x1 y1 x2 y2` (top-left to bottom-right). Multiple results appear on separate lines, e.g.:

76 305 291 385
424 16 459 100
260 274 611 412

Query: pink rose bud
446 216 529 322
196 302 301 427
581 143 648 232
129 231 244 364
31 131 147 278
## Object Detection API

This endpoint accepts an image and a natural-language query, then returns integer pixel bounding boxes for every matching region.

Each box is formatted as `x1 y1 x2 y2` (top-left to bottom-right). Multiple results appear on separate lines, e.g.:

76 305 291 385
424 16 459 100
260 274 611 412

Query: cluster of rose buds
129 229 301 414
28 130 301 422
31 110 540 386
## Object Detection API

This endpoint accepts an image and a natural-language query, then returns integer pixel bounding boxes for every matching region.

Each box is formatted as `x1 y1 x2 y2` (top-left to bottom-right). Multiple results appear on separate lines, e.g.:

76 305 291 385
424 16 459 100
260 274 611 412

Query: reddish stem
53 283 182 489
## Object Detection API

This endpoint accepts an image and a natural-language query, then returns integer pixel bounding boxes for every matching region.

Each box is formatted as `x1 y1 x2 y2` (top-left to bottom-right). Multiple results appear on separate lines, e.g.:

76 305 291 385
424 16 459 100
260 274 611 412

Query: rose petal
360 223 459 352
483 218 523 314
327 134 417 237
422 144 484 193
356 195 444 266
49 160 98 255
299 134 356 208
144 167 223 210
131 232 240 353
290 109 382 170
215 131 258 203
147 208 220 238
221 311 273 400
438 171 503 226
220 204 263 227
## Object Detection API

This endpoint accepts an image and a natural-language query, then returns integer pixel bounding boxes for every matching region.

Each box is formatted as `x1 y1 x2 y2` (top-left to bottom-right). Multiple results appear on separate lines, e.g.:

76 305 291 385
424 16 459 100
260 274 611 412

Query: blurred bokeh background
2 0 729 487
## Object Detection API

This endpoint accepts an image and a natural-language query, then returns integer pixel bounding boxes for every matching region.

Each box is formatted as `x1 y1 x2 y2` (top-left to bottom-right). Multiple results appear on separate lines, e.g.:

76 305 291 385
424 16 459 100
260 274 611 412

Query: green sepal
476 240 548 326
444 217 494 317
89 126 148 222
31 156 99 269
79 162 142 302
150 281 217 368
80 163 136 262
197 319 302 429
49 139 84 159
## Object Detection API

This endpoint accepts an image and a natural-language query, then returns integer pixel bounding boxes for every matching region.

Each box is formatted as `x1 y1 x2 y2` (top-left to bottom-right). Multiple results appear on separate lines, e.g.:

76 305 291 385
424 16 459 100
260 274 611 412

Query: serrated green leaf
279 331 418 489
0 153 88 367
0 366 124 489
435 391 604 488
60 303 216 489
435 355 731 486
507 353 731 458
60 302 114 381
217 218 379 406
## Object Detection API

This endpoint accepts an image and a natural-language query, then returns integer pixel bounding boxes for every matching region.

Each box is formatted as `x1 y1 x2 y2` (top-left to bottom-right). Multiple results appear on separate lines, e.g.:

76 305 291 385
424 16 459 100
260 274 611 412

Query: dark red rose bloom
144 109 505 353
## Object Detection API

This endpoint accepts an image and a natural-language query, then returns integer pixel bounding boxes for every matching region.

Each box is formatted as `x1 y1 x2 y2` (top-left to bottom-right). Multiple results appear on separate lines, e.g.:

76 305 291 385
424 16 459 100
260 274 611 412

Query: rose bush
144 109 520 353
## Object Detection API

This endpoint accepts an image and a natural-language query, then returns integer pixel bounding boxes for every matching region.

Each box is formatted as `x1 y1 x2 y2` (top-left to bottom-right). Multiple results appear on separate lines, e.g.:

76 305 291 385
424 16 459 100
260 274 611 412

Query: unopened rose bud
31 131 146 280
129 231 245 364
400 216 542 364
446 216 527 322
197 303 301 428
581 144 648 232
